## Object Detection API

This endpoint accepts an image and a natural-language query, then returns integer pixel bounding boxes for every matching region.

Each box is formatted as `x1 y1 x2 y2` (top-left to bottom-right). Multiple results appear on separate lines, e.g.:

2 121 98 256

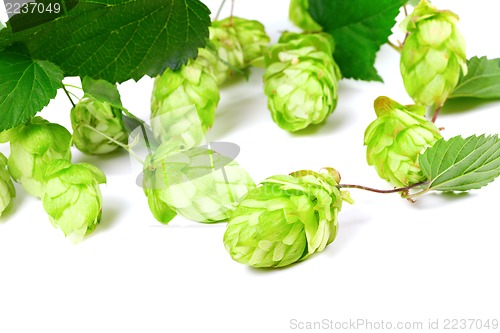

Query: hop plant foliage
151 48 220 147
289 0 322 32
400 0 467 107
364 96 443 188
71 97 128 155
143 142 255 224
224 168 352 268
42 159 106 243
7 117 72 198
0 153 15 217
263 32 341 132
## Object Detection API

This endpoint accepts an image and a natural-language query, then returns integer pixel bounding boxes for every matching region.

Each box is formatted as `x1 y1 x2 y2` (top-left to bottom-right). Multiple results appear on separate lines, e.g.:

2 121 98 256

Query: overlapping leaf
449 56 500 99
0 46 63 131
308 0 406 81
419 135 500 191
1 0 211 83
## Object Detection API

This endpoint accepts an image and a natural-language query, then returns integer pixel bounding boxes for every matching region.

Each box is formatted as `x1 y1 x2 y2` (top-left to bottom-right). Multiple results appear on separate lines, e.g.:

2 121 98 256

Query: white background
1 1 500 332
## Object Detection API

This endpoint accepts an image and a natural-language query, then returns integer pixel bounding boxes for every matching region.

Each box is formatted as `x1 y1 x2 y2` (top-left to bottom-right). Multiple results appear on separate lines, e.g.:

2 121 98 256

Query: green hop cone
151 48 219 147
224 168 352 268
208 21 246 85
214 17 270 66
400 0 467 107
42 159 106 242
263 32 341 132
289 0 322 32
71 97 128 155
7 117 72 198
143 142 255 223
0 153 15 217
364 96 443 188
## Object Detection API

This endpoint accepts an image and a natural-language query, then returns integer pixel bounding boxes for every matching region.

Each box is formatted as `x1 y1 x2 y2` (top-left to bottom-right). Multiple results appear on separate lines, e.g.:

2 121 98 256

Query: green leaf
449 56 500 99
419 135 500 192
82 77 122 108
0 46 64 131
308 0 406 81
4 0 211 83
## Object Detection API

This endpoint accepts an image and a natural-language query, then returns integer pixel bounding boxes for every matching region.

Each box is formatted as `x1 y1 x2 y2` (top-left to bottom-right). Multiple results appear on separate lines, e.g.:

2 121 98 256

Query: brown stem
388 41 402 52
338 181 429 194
215 0 227 21
431 105 443 123
230 0 235 24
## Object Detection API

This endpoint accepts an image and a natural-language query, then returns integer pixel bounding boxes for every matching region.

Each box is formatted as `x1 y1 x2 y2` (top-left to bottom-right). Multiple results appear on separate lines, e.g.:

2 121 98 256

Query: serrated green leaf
82 77 122 108
4 0 211 83
308 0 406 81
0 46 64 131
449 56 500 99
419 135 500 192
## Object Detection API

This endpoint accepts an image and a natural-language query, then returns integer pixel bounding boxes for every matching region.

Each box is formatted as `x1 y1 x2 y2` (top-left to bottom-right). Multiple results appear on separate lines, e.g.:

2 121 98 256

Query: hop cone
208 22 246 85
43 159 106 242
263 32 341 132
400 0 467 107
143 143 255 223
364 96 443 188
224 168 352 268
0 153 15 217
7 117 72 198
151 48 219 147
71 97 128 155
289 0 322 32
214 16 270 66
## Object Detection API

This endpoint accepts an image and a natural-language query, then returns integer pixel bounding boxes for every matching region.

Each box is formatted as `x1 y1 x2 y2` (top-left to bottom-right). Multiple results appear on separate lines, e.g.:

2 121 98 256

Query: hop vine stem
62 86 76 108
431 105 443 123
339 181 429 195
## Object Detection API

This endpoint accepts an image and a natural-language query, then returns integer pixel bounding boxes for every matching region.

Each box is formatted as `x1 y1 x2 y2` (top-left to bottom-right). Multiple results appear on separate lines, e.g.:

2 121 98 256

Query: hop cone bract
42 159 106 242
71 97 128 155
0 153 15 217
224 168 352 268
289 0 322 32
400 0 467 107
7 117 72 198
263 32 341 132
151 48 219 147
364 96 443 187
143 143 255 223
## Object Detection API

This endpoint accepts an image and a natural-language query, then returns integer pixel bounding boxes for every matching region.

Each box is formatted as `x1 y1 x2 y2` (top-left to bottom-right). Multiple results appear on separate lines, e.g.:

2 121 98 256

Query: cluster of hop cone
0 0 468 268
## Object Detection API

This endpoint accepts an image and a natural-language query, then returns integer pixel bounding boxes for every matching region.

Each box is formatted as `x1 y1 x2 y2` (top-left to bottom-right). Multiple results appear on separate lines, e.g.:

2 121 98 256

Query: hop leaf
419 135 500 192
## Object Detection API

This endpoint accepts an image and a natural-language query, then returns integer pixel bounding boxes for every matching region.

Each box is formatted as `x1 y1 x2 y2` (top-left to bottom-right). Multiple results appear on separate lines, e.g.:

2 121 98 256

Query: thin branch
82 125 145 165
431 105 443 123
230 0 235 24
215 0 227 21
121 108 152 154
388 40 402 53
62 86 76 108
338 181 429 194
